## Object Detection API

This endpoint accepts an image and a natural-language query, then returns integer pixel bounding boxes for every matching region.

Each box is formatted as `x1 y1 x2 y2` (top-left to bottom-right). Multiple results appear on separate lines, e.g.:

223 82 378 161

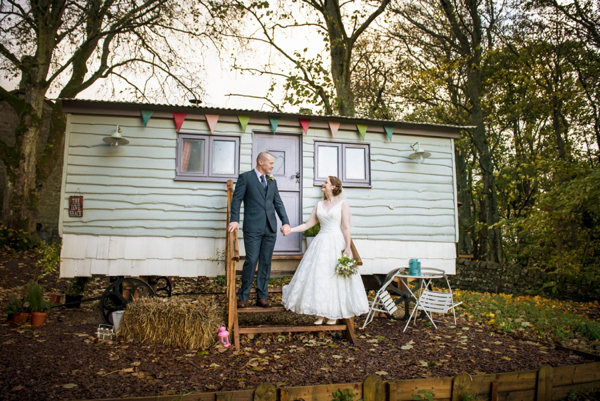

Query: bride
281 176 369 325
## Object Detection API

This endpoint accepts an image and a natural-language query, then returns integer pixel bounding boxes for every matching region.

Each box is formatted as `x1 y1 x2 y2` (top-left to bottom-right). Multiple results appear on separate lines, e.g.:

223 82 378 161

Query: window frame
313 141 371 188
175 133 240 182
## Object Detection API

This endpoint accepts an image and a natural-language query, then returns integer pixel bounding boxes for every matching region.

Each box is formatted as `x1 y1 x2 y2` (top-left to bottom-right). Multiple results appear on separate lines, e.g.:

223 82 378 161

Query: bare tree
0 0 233 234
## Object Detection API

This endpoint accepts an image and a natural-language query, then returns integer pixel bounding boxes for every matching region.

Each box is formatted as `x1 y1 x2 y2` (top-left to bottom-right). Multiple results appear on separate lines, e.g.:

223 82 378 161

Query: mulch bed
0 250 598 401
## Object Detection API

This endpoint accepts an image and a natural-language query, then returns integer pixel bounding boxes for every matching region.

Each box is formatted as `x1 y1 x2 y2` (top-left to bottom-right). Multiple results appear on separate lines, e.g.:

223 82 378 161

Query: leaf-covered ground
0 249 599 401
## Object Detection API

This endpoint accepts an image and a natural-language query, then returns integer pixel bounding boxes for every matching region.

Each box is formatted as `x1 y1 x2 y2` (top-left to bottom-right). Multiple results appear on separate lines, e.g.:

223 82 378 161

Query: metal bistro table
396 268 445 332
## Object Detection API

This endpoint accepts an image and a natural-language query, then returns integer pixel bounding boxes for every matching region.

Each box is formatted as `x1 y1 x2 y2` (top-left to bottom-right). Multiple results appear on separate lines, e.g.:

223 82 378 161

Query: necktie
260 175 267 190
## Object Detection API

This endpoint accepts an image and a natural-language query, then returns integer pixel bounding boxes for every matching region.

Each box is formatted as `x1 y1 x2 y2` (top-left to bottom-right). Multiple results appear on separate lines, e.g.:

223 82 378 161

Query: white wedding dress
282 200 370 319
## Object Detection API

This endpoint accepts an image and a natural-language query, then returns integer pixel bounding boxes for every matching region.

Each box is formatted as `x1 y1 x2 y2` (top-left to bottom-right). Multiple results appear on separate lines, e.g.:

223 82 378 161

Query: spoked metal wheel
147 276 172 298
100 278 155 324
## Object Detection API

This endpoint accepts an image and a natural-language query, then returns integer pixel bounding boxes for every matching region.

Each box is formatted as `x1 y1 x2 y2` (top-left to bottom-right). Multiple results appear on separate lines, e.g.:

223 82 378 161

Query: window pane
212 140 235 175
345 147 365 180
182 139 205 173
317 146 338 178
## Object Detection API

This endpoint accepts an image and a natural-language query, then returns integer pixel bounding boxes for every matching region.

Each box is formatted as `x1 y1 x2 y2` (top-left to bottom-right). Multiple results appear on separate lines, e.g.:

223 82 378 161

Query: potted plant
5 296 24 323
304 222 320 248
24 281 53 327
65 277 89 308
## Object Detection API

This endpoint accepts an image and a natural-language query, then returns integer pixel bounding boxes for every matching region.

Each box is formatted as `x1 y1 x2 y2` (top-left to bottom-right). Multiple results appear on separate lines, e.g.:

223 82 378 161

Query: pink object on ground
218 326 231 347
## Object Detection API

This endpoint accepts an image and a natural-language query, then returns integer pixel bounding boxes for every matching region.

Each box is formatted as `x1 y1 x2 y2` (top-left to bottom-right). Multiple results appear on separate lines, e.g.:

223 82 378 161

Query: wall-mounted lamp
103 125 130 148
409 141 431 163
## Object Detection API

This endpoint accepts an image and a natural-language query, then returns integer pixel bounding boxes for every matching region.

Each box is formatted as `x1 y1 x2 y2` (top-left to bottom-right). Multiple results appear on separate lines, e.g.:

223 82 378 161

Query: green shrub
0 225 37 252
305 222 320 237
24 281 52 313
67 277 89 295
4 296 24 315
35 241 61 279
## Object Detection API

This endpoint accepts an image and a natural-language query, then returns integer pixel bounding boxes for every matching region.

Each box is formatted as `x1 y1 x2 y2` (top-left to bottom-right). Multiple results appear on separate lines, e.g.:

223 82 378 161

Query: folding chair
414 289 462 329
361 271 400 329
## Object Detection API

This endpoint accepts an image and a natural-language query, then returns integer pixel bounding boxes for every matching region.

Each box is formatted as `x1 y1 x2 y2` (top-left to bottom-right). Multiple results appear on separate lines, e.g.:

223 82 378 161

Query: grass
453 290 600 348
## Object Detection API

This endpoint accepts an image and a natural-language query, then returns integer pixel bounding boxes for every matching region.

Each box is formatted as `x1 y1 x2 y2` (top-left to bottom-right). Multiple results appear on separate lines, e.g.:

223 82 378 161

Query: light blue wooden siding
62 114 457 243
62 114 246 238
300 128 457 243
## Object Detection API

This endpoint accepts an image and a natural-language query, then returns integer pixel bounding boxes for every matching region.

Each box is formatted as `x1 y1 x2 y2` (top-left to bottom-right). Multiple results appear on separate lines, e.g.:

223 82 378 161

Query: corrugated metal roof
58 98 475 130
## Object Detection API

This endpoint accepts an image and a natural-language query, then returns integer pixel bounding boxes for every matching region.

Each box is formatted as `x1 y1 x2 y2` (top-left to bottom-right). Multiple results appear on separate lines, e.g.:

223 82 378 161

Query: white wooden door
253 133 302 253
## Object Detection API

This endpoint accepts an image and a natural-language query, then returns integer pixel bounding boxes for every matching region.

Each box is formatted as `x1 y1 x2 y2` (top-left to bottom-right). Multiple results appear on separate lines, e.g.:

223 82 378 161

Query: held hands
280 224 291 236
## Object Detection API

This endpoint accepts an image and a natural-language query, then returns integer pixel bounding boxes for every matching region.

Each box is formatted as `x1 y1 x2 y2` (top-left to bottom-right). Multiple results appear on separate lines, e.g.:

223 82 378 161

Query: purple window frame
175 133 240 182
314 141 371 188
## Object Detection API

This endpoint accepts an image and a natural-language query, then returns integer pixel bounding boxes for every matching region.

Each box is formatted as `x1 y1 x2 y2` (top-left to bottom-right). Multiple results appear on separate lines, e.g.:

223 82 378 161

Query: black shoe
257 298 271 307
237 299 248 309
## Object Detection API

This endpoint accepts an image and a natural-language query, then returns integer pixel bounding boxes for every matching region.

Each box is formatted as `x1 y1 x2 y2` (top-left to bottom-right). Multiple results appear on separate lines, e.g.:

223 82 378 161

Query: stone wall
447 258 600 302
0 99 63 242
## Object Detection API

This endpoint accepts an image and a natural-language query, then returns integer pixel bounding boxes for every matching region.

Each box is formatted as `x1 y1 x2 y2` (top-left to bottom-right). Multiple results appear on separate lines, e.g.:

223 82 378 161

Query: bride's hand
343 247 352 258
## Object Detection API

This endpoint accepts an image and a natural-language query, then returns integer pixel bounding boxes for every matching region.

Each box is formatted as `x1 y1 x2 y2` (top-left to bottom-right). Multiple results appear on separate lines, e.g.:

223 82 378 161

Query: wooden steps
237 305 285 313
234 254 304 261
238 324 348 334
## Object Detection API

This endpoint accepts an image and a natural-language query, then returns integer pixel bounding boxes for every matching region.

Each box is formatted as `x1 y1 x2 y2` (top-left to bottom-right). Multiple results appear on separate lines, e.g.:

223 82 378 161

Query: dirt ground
0 249 598 401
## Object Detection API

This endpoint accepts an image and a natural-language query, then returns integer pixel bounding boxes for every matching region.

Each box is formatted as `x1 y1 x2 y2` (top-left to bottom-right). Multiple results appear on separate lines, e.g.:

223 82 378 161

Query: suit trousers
238 225 277 300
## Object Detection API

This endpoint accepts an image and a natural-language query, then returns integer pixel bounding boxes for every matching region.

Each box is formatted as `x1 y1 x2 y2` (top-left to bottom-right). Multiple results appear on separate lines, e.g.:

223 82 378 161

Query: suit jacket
230 170 290 233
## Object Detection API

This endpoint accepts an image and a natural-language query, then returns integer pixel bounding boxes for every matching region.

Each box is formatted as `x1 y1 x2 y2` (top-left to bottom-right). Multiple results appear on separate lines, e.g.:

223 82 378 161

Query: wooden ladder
225 180 360 350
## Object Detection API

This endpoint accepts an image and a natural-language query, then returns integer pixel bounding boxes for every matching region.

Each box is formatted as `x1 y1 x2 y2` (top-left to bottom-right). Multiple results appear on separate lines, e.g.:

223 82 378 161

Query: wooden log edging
85 362 600 401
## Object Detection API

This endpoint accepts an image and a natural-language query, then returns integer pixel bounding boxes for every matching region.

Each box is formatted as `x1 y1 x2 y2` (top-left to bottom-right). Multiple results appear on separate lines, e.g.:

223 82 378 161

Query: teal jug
409 258 419 276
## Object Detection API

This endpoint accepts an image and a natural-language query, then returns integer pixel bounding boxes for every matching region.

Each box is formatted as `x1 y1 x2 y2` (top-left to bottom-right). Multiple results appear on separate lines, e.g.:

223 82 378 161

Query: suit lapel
252 171 266 199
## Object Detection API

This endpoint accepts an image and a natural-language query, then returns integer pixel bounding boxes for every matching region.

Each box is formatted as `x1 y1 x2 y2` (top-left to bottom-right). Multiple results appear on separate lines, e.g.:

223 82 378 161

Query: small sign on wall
69 196 83 217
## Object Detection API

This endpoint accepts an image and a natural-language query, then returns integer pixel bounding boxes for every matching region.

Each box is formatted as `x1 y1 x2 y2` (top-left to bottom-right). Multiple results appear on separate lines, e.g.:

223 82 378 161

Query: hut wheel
100 278 155 325
147 276 172 298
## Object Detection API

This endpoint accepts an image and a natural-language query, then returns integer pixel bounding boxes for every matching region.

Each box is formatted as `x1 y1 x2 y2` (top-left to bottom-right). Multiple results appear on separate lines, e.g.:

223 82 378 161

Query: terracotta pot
50 294 61 304
14 312 30 324
31 312 48 327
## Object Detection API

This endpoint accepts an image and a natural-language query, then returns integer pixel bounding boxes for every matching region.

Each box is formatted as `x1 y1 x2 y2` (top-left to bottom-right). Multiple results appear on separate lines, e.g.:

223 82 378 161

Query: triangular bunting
299 118 311 135
328 121 340 139
205 114 219 134
356 124 368 140
383 124 394 142
141 110 154 127
173 113 187 132
238 116 250 132
269 116 281 134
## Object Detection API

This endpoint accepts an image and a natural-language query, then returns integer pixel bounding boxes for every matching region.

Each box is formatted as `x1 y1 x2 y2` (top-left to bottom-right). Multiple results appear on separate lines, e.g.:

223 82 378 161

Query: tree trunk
455 146 473 255
2 89 46 233
322 0 355 117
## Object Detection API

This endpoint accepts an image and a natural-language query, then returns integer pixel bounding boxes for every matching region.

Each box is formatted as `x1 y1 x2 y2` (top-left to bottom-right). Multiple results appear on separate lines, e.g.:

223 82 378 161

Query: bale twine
118 296 224 350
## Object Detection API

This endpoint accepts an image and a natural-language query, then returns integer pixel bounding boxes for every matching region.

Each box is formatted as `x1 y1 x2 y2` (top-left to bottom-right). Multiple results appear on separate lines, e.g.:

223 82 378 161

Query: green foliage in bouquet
335 253 359 278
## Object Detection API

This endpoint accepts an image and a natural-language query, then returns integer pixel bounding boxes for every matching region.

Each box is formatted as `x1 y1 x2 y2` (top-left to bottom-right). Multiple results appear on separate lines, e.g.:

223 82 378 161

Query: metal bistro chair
406 268 463 330
361 271 400 329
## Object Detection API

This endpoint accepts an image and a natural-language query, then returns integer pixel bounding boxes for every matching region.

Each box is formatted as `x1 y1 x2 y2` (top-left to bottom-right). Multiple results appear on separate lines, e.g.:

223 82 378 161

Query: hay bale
118 296 225 350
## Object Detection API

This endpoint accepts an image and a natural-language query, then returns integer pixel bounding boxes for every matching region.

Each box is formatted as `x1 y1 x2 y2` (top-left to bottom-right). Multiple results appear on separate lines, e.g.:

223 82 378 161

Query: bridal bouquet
335 253 359 278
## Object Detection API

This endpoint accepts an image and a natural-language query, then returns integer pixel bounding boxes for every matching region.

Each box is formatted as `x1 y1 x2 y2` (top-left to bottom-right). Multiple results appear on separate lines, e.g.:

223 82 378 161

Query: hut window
314 142 370 188
175 134 240 182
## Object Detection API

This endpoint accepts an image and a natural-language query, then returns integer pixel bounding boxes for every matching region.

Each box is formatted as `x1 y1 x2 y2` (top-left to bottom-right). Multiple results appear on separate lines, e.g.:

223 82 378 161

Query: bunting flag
141 110 154 127
383 124 395 142
299 118 311 135
173 113 187 132
238 116 250 132
357 124 368 140
205 114 219 134
328 121 340 139
268 116 281 134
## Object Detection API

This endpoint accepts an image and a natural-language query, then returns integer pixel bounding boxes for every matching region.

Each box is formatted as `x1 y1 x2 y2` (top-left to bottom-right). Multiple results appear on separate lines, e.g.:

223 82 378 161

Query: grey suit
230 170 289 300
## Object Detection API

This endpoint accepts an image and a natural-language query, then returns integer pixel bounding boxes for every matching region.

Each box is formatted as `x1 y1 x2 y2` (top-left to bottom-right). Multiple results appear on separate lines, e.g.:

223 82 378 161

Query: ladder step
235 255 304 261
238 306 286 313
236 270 296 278
245 287 283 294
238 324 347 334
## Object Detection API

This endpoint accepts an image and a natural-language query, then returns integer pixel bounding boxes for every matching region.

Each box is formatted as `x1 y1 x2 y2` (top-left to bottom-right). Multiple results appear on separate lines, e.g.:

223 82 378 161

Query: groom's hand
281 224 291 236
228 222 239 232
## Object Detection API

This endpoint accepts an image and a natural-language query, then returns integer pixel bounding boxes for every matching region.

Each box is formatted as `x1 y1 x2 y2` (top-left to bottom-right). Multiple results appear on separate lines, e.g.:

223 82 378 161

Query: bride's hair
324 176 343 200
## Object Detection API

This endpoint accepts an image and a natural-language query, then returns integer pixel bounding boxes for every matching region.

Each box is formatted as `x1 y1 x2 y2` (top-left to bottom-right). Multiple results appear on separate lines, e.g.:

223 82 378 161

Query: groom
228 152 291 308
